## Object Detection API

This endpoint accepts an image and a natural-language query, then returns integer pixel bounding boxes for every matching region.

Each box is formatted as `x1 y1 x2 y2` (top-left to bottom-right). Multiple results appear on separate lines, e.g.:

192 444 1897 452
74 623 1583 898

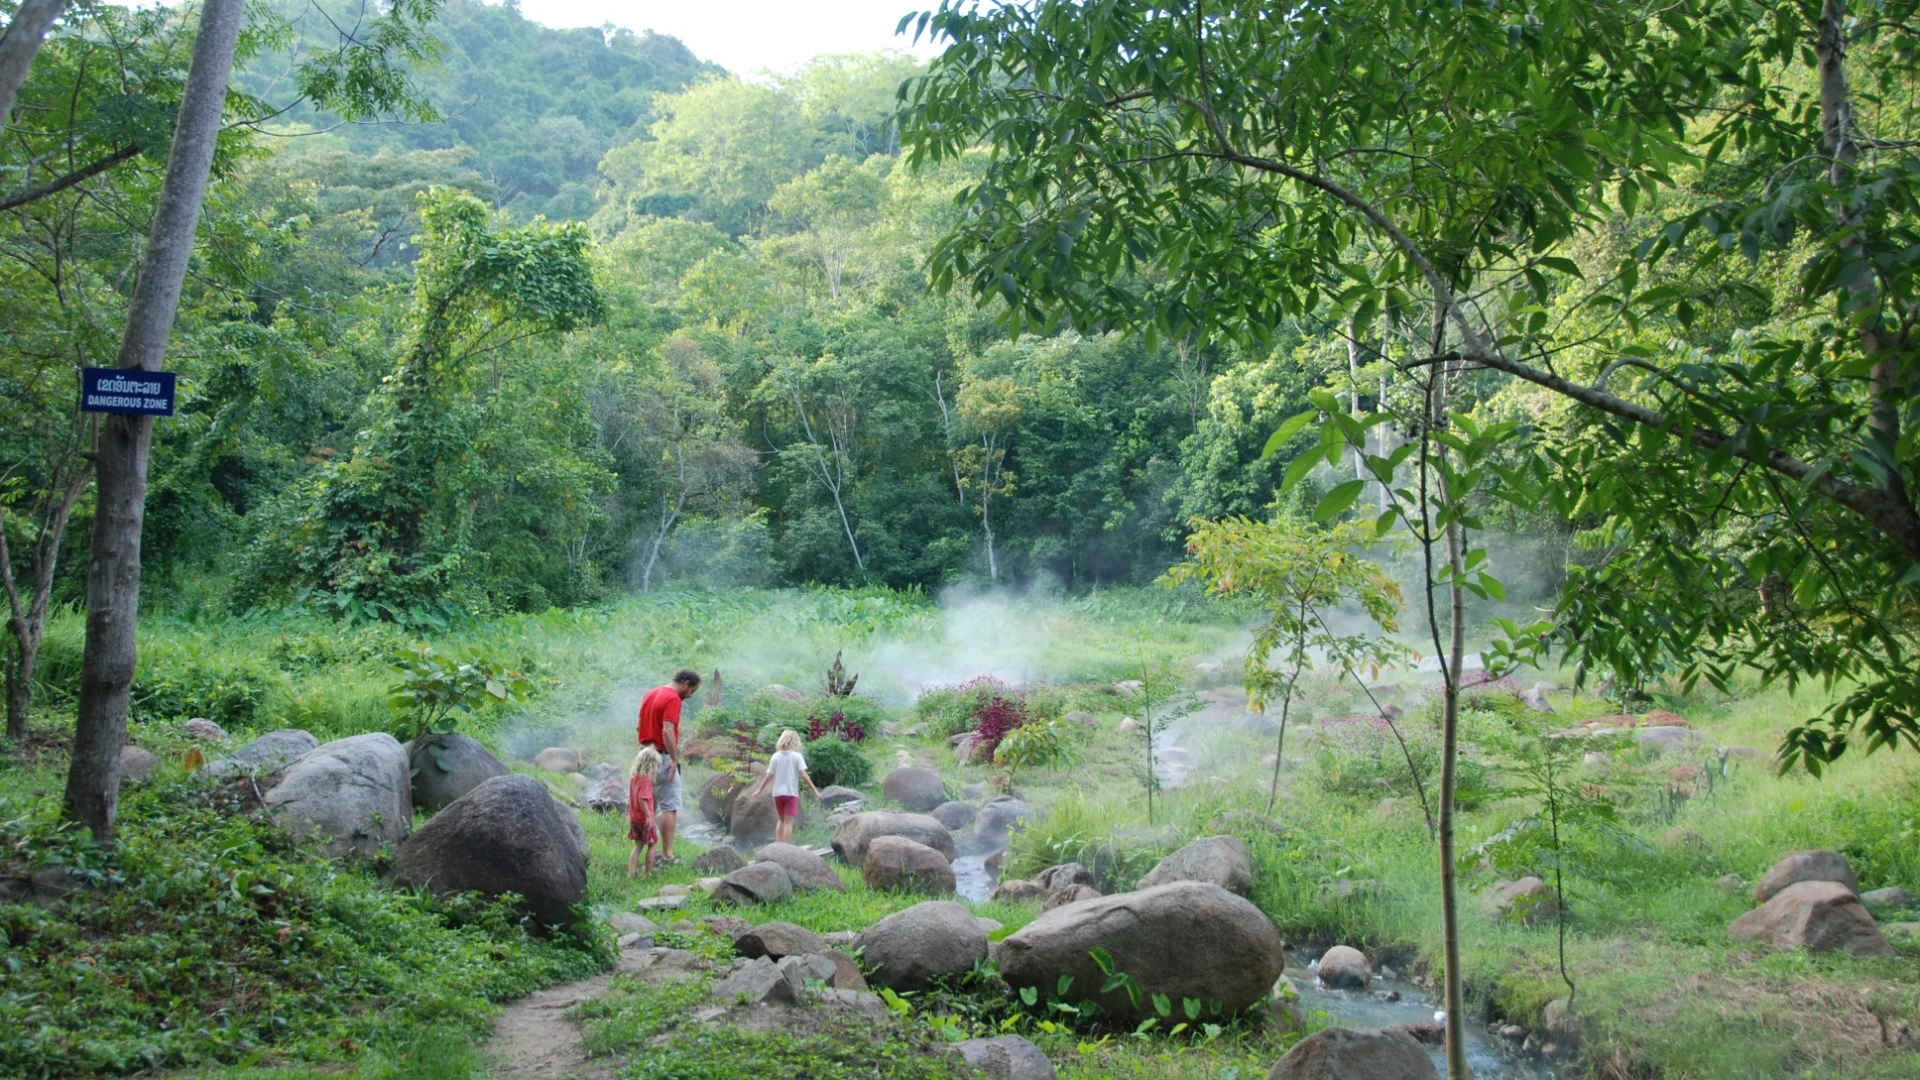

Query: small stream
953 854 993 902
1288 952 1556 1079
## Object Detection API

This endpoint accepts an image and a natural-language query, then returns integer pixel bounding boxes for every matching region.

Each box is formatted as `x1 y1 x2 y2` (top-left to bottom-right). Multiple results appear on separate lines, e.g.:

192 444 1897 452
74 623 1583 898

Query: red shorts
629 819 657 844
773 795 800 818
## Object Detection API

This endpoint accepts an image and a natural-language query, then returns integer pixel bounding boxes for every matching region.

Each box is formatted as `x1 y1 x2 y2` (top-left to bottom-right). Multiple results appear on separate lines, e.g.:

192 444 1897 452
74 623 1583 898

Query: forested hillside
4 0 1338 630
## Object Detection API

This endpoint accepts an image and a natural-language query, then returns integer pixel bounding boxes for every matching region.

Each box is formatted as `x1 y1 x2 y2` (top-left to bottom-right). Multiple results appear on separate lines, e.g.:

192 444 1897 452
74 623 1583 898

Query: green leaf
1314 479 1366 522
1261 411 1317 458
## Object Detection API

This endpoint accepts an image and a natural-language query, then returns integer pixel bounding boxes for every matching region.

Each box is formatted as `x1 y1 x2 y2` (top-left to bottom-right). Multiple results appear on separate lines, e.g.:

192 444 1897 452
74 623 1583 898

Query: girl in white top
748 729 822 843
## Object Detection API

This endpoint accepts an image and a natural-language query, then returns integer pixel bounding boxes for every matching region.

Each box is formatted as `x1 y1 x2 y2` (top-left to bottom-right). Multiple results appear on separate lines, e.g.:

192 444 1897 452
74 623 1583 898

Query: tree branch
0 144 141 213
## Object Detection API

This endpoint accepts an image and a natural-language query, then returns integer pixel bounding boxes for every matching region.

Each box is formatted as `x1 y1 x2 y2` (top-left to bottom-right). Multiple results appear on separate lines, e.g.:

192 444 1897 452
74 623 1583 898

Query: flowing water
953 854 994 902
1288 951 1557 1079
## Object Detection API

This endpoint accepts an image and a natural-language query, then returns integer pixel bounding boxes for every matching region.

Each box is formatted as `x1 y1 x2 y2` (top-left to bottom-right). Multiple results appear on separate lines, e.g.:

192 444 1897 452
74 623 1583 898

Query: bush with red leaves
805 710 867 744
971 695 1030 757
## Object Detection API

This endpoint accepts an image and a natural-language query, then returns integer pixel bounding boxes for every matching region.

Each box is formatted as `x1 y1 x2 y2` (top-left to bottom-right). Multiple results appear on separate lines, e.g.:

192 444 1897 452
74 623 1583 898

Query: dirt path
487 948 657 1079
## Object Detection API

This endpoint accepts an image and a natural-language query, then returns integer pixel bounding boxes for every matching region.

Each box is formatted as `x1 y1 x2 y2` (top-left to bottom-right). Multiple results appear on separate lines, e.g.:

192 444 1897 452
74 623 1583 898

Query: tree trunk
4 625 36 741
1439 513 1470 1079
0 0 70 128
63 0 245 844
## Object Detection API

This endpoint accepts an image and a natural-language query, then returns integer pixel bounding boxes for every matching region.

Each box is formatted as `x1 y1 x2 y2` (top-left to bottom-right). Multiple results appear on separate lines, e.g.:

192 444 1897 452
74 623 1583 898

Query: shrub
805 710 867 744
803 736 872 789
129 658 279 727
915 676 1016 737
1307 713 1494 809
994 718 1077 772
971 694 1029 758
0 779 607 1076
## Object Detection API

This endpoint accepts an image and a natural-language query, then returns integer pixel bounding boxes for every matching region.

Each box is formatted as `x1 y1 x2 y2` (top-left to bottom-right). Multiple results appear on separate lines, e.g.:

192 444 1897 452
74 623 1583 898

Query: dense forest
5 0 1315 645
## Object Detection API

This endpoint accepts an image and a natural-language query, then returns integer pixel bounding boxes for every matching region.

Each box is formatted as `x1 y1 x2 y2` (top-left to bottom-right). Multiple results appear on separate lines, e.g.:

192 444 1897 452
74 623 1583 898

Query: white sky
515 0 945 76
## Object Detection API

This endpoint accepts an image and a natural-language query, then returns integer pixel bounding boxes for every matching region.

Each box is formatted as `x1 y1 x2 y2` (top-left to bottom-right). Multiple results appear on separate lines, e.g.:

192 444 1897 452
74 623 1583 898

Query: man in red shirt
638 669 701 863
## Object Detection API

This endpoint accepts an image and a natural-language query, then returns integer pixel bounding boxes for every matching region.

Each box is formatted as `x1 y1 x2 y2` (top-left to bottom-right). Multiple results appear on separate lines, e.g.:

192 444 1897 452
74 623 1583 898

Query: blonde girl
748 729 822 844
628 746 662 875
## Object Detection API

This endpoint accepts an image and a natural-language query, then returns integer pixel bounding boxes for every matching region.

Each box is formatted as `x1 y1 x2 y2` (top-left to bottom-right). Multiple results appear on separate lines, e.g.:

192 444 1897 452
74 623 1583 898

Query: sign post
79 368 176 416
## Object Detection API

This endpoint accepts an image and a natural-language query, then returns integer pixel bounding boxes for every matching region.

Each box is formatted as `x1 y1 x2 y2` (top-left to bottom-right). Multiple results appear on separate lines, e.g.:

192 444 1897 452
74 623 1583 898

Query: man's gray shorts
654 760 684 813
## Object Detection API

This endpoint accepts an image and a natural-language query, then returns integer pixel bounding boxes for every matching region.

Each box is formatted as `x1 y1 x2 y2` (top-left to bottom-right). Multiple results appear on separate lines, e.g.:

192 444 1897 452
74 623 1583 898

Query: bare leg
628 842 639 877
645 843 656 874
660 810 677 860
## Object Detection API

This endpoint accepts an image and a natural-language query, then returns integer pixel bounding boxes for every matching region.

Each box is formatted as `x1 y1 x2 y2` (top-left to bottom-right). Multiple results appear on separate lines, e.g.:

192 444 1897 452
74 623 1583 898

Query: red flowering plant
971 695 1030 757
805 710 867 744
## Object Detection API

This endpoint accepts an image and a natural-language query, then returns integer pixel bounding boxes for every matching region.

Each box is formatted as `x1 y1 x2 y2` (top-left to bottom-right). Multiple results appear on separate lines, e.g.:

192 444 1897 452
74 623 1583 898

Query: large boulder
182 717 229 742
1136 835 1255 896
119 745 159 784
864 835 957 896
931 801 977 832
700 772 748 825
831 811 955 867
964 796 1039 854
1481 877 1560 925
1634 726 1706 755
1034 863 1095 892
1316 945 1370 990
818 785 866 808
1730 880 1893 956
264 733 411 857
856 900 989 990
1862 887 1915 908
406 733 510 813
691 846 746 876
882 767 947 812
757 842 844 892
943 1035 1058 1080
394 774 587 929
730 787 802 846
712 861 794 906
1754 850 1859 903
532 747 582 773
993 880 1049 904
733 921 830 960
995 882 1286 1020
1267 1027 1439 1080
206 729 317 777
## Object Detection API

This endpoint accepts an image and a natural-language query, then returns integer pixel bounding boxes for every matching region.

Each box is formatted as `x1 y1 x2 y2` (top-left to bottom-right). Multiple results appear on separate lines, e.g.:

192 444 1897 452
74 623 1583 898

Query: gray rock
731 786 802 846
700 772 747 826
1715 874 1745 891
182 717 229 742
1634 726 1707 755
1267 1027 1438 1080
734 921 830 960
394 774 587 929
1730 880 1893 956
996 882 1286 1021
1034 863 1094 892
691 846 747 876
711 956 799 1005
931 800 978 832
1754 850 1859 903
1861 887 1915 908
1137 834 1255 896
1063 711 1098 727
964 796 1038 854
945 1035 1057 1080
864 835 957 895
882 767 947 812
1041 884 1101 910
119 745 159 784
607 912 661 935
206 729 317 777
856 900 990 990
992 880 1048 904
1482 877 1560 925
831 811 955 867
265 733 411 857
405 733 510 813
823 948 867 990
1520 683 1555 712
1318 945 1371 990
532 747 581 772
756 842 843 892
617 932 654 950
779 953 839 986
636 894 688 911
712 861 794 906
818 785 866 808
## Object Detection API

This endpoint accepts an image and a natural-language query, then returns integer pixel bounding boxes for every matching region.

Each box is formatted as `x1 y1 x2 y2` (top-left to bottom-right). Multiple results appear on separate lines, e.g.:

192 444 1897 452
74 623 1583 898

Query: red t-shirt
629 774 654 823
637 685 683 750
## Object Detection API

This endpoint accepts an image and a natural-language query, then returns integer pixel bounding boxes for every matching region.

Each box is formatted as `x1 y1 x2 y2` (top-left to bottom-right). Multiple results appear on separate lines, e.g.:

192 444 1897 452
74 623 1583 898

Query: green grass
11 586 1920 1079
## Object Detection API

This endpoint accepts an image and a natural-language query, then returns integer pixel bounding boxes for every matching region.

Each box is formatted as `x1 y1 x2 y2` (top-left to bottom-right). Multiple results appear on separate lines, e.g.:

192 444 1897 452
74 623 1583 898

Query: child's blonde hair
632 745 663 777
776 729 803 753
